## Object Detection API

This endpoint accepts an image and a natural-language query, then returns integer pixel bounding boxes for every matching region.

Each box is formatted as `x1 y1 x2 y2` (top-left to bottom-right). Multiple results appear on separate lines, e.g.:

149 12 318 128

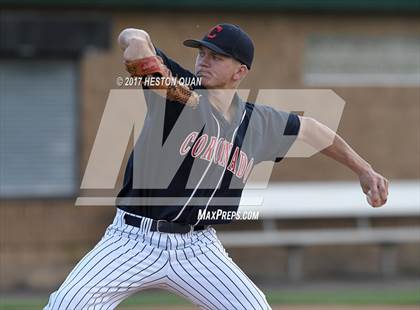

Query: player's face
195 47 246 89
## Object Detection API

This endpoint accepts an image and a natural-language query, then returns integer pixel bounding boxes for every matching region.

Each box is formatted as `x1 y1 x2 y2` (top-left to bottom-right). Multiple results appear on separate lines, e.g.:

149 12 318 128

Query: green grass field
1 288 419 309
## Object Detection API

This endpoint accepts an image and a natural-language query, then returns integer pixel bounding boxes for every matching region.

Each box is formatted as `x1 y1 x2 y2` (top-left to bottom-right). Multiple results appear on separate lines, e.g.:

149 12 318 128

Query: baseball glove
125 55 200 108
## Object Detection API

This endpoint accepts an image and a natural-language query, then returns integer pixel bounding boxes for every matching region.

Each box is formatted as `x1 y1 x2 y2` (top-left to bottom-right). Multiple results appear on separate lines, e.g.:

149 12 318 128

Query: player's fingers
378 179 388 204
384 178 389 196
360 182 370 195
362 185 369 195
368 184 381 207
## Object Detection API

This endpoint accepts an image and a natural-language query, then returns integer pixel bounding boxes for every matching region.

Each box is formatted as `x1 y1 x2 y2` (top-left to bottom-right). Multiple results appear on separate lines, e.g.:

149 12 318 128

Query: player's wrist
353 161 373 177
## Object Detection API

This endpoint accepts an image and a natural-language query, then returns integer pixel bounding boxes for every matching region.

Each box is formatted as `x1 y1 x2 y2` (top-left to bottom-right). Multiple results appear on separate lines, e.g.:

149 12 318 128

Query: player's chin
199 77 213 88
198 75 219 88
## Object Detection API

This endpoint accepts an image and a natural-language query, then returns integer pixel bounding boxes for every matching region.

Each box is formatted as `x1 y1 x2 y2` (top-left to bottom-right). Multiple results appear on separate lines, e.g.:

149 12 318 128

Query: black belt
124 214 207 234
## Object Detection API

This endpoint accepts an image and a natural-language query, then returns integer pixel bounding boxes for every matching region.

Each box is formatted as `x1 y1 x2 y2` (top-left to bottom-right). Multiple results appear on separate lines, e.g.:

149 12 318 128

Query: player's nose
198 55 211 68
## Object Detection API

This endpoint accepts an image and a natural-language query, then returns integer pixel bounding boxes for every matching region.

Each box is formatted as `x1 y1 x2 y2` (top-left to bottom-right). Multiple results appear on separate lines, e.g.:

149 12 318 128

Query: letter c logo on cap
207 25 223 39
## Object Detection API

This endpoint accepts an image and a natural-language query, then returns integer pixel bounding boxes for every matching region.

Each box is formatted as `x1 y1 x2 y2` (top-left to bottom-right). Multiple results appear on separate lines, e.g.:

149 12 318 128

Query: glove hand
123 37 156 62
118 28 199 108
118 28 156 60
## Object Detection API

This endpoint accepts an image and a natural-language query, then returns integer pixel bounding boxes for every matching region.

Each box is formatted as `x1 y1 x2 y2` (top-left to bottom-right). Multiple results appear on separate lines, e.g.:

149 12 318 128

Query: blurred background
0 0 419 308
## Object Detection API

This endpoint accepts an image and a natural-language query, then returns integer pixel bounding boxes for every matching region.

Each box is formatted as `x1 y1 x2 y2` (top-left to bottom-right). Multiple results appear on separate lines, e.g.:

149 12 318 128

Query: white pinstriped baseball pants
44 209 271 310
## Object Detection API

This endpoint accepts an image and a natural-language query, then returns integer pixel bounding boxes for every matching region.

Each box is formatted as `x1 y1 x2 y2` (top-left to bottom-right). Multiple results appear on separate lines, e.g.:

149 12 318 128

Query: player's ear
233 64 248 82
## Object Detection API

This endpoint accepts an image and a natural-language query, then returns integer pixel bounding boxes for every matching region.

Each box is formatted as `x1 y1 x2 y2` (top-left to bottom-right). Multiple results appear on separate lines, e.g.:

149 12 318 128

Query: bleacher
218 180 420 281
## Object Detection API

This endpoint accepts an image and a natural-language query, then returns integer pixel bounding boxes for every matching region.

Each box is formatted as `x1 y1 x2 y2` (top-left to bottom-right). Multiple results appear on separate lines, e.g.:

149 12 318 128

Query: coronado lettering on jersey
179 131 254 183
79 89 344 194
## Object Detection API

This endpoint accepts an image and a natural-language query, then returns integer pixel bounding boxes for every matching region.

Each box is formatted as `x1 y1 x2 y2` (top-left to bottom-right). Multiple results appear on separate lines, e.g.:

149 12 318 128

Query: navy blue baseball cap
183 23 254 69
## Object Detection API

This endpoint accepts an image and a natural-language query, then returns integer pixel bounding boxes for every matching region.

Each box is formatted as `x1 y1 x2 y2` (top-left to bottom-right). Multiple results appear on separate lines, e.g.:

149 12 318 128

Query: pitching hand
358 169 389 208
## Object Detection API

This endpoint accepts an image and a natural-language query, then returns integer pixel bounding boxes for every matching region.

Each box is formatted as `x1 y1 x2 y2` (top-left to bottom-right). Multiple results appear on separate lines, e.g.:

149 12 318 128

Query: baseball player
44 24 389 309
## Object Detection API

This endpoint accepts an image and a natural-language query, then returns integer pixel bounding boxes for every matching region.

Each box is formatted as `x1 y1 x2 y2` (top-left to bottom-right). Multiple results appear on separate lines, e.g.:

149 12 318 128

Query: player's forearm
298 116 371 176
298 116 388 207
321 133 372 176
